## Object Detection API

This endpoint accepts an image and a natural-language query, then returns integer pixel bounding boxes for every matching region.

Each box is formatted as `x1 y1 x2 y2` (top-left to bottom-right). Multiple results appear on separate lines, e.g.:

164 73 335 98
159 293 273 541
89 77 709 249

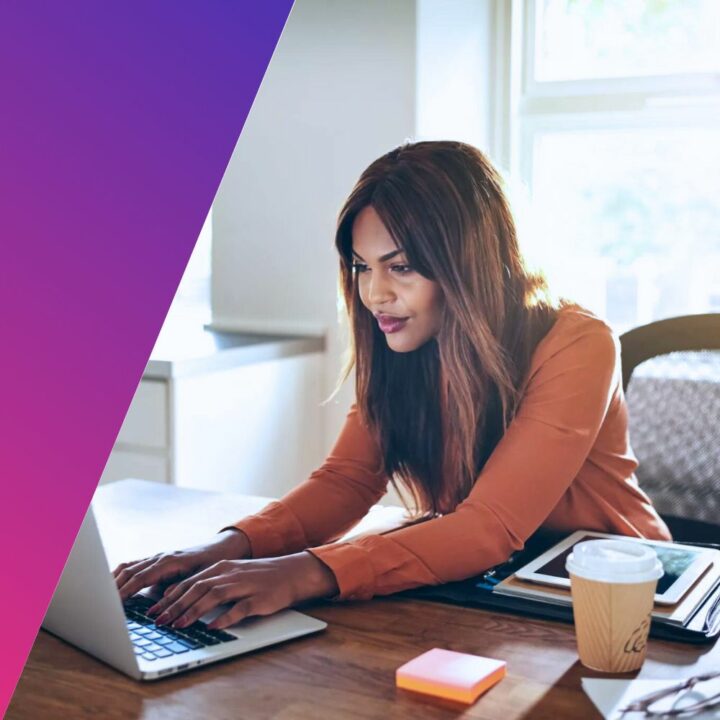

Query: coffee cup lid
565 539 664 584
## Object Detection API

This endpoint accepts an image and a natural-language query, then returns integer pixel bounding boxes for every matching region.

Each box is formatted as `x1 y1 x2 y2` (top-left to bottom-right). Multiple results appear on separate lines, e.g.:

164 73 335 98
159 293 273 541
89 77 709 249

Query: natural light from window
530 126 720 331
521 0 720 332
535 0 720 81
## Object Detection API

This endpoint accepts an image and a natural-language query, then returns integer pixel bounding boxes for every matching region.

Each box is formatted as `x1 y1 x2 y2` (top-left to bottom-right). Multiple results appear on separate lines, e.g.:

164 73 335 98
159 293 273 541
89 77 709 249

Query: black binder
402 530 720 644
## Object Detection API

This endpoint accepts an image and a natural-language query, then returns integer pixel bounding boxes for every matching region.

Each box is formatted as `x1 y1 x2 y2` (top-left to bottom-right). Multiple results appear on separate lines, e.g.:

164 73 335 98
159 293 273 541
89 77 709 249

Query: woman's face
351 206 444 353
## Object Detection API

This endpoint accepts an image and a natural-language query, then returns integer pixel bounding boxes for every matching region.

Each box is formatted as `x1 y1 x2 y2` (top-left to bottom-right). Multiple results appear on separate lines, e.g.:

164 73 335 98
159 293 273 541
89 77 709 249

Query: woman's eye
351 262 369 274
390 264 413 275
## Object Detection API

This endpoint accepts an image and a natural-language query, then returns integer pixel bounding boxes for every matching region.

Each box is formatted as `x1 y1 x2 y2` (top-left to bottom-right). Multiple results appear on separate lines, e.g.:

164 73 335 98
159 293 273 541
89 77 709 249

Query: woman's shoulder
529 303 619 374
554 302 616 336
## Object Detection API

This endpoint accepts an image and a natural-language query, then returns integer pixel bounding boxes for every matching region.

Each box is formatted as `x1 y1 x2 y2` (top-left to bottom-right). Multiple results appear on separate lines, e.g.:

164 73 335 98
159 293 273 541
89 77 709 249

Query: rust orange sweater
231 306 671 600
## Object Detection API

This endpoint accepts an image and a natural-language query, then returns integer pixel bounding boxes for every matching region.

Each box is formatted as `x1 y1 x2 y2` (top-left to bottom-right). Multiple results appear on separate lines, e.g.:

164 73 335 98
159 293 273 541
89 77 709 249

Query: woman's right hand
113 529 251 601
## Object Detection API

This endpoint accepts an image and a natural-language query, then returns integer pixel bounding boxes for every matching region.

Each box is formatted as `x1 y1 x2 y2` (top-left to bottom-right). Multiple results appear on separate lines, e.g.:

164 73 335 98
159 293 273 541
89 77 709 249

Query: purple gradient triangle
0 2 293 713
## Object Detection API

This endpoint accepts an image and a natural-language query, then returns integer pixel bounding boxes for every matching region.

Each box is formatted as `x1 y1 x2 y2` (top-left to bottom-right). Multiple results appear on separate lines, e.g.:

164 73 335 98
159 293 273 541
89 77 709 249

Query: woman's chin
385 332 424 353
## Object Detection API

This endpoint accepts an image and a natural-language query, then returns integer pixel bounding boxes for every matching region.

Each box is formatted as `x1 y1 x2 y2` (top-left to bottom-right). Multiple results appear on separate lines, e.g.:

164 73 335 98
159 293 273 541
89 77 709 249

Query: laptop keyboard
124 595 236 662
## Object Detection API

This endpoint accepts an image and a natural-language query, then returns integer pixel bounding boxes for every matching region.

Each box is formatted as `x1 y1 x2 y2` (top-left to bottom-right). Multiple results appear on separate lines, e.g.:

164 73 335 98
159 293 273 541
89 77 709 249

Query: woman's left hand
146 552 338 630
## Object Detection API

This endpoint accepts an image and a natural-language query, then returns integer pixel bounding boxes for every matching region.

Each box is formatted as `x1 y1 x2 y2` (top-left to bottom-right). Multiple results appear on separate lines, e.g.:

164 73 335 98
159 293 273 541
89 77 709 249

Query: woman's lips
377 315 409 333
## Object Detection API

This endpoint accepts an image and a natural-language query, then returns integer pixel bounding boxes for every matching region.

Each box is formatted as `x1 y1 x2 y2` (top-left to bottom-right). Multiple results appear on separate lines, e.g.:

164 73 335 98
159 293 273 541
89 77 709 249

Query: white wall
212 0 416 468
172 355 325 498
416 0 495 156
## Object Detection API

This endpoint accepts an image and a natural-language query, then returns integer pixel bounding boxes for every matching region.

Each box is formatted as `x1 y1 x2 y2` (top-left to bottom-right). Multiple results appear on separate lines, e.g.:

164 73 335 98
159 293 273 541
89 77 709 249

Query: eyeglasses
619 671 720 717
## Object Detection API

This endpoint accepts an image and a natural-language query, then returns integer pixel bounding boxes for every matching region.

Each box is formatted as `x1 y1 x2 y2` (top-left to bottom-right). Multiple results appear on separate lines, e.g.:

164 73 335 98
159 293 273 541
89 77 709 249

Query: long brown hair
335 141 557 515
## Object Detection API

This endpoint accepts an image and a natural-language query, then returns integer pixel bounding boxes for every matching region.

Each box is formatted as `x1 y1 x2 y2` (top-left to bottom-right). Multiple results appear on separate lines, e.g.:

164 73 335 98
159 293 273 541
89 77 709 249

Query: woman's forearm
292 552 339 601
221 528 251 558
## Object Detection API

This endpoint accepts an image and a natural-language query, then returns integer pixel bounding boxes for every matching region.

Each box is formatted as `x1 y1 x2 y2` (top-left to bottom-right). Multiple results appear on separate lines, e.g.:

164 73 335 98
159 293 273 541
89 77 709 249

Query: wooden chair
619 314 720 544
620 314 720 393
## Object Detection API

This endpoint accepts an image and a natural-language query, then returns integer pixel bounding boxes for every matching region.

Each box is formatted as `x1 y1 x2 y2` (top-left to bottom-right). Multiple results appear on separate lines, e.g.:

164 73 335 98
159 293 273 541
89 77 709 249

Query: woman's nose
367 272 395 305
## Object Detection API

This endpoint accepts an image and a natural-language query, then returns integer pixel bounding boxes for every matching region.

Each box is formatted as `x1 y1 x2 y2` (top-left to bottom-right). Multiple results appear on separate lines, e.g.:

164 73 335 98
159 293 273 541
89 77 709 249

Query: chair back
620 314 720 393
619 314 720 544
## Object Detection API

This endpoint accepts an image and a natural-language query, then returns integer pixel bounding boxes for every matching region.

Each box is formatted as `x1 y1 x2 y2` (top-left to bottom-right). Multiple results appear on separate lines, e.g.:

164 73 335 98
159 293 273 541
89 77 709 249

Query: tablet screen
535 534 703 594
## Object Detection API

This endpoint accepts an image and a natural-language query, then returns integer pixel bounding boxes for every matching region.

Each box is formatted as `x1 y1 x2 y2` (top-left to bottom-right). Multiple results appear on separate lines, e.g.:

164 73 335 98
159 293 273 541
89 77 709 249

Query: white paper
582 677 720 719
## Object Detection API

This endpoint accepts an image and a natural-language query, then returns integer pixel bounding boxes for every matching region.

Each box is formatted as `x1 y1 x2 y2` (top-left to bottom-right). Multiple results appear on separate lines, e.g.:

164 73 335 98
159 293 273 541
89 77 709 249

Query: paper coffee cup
566 540 663 673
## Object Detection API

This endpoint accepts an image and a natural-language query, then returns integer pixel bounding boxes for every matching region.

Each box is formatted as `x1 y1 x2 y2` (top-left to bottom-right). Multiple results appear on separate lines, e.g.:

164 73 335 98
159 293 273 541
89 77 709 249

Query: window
512 0 720 332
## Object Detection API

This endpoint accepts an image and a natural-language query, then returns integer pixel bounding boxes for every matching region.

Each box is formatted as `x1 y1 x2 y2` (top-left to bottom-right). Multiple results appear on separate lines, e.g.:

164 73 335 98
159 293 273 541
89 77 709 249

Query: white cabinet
101 379 170 484
99 336 327 497
115 380 168 449
101 447 169 485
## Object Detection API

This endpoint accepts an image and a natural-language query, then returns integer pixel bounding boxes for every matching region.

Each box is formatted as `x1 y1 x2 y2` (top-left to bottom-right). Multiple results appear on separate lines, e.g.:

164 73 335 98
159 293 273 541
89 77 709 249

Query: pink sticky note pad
396 648 507 704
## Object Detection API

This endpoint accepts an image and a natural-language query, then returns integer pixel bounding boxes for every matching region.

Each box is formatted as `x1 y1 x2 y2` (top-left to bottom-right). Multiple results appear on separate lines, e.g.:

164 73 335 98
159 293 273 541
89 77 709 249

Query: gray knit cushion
627 350 720 524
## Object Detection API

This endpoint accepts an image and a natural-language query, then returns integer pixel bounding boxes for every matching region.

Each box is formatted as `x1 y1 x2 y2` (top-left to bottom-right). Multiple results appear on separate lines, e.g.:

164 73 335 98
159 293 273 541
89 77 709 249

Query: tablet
515 530 715 605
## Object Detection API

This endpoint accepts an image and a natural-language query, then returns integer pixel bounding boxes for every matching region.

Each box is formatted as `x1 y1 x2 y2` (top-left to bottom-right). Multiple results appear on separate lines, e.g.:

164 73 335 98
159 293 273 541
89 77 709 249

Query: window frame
493 0 720 328
509 0 720 185
522 0 720 99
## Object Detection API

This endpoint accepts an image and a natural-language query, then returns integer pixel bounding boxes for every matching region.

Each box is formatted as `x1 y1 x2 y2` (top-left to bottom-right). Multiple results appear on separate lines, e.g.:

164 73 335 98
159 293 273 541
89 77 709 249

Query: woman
114 141 670 631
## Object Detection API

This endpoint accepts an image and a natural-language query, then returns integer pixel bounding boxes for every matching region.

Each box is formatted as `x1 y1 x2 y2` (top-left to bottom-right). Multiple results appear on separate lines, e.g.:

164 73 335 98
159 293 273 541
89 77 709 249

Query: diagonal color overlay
0 2 292 713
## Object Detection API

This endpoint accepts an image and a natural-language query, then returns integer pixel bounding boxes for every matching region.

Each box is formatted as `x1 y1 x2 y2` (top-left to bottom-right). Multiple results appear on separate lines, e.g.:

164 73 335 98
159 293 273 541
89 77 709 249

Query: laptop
42 505 327 680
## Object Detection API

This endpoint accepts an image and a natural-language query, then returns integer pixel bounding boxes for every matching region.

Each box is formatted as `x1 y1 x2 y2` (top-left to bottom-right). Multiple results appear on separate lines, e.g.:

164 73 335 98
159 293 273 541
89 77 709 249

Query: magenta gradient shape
0 2 293 713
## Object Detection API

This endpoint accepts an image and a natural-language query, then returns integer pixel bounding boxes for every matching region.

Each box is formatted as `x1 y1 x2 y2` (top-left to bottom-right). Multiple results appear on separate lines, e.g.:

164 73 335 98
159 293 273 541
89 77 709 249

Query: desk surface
8 481 720 720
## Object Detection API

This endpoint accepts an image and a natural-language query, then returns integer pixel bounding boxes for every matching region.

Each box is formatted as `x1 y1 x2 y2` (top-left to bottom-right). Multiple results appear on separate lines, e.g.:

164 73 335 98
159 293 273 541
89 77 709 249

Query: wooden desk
8 481 719 720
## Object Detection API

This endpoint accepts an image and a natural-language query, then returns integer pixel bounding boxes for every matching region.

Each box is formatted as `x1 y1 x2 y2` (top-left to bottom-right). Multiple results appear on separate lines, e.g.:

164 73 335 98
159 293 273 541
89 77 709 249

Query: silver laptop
42 505 327 680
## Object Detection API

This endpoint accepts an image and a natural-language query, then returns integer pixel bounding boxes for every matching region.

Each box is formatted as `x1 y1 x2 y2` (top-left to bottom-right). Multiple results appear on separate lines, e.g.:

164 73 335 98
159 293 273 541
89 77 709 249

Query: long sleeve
230 404 389 558
308 310 669 600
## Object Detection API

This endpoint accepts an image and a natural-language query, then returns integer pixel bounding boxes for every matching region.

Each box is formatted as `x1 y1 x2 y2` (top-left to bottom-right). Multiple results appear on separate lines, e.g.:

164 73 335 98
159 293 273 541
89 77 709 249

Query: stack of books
492 532 720 634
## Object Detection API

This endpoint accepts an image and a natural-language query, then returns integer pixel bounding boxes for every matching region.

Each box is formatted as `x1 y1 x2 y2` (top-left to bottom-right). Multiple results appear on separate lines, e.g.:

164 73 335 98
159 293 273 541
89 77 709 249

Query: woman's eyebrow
351 249 405 263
